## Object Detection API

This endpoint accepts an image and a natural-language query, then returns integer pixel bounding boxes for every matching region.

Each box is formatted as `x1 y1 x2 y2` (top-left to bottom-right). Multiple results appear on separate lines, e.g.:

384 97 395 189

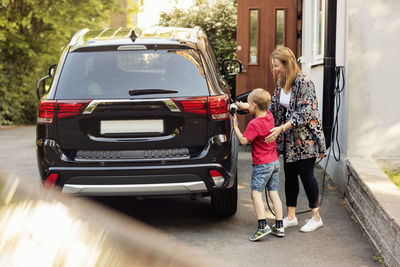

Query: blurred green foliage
384 169 400 190
0 0 121 125
158 0 237 96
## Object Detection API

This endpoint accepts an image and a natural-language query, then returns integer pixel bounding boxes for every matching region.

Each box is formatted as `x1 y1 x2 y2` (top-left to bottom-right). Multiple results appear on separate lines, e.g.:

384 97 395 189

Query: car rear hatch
41 45 229 162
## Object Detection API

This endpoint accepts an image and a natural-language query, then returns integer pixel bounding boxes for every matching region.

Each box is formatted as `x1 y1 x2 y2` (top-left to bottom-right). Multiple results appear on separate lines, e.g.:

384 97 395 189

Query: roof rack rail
70 28 89 46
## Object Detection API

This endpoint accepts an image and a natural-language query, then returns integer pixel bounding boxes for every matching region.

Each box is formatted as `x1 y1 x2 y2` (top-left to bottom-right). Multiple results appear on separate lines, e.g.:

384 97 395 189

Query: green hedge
0 0 120 125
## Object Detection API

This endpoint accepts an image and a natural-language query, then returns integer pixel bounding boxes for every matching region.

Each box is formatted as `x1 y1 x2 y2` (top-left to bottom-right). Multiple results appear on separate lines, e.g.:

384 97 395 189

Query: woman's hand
265 126 284 143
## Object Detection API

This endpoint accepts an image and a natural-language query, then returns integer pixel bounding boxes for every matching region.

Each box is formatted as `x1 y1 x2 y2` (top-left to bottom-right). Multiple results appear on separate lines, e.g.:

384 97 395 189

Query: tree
158 0 237 93
0 0 121 125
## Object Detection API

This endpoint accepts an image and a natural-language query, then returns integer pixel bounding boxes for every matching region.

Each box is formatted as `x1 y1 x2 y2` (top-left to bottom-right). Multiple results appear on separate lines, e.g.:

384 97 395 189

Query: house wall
302 0 400 192
301 0 349 191
347 0 400 159
110 0 127 28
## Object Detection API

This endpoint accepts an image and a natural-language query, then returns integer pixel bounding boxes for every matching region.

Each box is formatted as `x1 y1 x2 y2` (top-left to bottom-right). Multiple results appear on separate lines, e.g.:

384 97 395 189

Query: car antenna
129 29 137 42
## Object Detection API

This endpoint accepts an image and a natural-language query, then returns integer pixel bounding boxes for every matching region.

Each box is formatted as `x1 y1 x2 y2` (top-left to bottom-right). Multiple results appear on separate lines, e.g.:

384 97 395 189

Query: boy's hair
248 88 271 111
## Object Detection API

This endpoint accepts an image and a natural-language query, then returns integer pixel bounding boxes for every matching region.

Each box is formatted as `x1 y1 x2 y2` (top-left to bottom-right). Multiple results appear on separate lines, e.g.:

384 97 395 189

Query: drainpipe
322 0 337 149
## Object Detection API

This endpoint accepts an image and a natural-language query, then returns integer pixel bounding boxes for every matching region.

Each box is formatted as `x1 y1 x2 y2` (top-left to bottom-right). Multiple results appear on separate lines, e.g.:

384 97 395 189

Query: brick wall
345 158 400 267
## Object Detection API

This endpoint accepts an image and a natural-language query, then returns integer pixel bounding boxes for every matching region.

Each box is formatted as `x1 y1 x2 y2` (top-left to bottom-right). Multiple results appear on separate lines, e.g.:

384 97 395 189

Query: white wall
302 0 400 192
347 0 400 159
302 0 349 191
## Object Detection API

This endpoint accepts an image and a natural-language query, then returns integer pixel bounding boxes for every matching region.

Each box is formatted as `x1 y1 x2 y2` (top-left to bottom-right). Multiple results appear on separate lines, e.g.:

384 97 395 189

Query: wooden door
236 0 299 129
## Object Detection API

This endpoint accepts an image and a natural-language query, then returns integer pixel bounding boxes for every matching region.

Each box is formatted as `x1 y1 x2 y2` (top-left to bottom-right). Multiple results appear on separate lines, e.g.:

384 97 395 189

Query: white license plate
100 120 164 134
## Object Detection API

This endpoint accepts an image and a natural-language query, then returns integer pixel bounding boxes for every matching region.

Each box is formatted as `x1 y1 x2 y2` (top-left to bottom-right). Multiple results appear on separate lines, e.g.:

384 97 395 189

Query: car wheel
211 176 237 217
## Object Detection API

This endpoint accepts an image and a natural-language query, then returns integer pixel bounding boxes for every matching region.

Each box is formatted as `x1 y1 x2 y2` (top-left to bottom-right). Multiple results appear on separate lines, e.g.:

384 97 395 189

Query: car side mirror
36 64 57 100
222 59 242 76
48 64 57 78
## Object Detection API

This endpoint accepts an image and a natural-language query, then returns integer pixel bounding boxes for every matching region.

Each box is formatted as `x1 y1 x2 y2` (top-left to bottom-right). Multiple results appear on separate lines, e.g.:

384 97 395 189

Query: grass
384 168 400 190
372 253 385 266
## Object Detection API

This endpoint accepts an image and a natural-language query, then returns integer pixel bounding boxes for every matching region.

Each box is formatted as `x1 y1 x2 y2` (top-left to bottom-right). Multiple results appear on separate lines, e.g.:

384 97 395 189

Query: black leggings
284 157 320 209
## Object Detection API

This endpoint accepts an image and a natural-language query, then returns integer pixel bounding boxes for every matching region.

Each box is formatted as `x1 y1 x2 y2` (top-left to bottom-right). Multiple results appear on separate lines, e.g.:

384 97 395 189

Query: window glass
249 10 258 64
55 49 208 99
276 10 285 49
204 40 230 90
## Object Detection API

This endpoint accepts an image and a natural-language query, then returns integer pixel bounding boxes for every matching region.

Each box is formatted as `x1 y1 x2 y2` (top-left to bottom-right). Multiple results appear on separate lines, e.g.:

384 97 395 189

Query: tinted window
55 49 209 99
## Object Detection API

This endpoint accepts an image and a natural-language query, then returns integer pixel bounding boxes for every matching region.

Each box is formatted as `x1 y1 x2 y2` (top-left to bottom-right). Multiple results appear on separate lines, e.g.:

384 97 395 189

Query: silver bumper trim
83 99 180 114
62 181 208 196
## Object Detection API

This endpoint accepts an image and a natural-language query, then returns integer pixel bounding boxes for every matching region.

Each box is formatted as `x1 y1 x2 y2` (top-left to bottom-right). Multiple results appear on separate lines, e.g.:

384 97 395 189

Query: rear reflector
209 170 225 187
209 170 223 178
37 100 91 124
172 95 230 120
44 173 58 188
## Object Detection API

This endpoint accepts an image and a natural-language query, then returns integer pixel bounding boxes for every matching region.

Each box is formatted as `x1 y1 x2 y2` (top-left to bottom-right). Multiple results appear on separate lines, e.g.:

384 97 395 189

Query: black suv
36 27 242 216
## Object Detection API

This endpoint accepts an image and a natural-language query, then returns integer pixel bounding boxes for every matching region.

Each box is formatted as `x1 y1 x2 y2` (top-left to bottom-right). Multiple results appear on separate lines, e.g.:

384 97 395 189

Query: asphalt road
0 126 379 267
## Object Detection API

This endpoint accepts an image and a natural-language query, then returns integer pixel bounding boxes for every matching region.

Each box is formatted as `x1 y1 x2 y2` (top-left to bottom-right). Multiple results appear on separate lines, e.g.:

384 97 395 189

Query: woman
237 47 326 232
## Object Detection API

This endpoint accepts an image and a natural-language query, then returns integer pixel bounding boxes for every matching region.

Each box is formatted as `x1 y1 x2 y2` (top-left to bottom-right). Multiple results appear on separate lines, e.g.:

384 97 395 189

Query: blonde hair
271 47 301 91
248 88 271 111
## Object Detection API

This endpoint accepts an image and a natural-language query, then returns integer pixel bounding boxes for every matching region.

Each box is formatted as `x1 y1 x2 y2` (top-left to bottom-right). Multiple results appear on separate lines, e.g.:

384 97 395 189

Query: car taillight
172 95 230 120
37 100 56 124
172 97 207 115
208 95 229 120
37 100 91 124
44 173 58 188
57 100 91 119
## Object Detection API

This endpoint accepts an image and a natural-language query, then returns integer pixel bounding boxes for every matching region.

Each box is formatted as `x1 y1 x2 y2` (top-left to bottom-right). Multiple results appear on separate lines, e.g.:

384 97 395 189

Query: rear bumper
37 133 238 197
47 162 234 196
62 181 207 196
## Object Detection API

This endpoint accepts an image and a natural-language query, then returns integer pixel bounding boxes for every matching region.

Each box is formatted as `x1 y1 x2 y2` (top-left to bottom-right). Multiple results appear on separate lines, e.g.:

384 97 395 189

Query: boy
233 88 284 241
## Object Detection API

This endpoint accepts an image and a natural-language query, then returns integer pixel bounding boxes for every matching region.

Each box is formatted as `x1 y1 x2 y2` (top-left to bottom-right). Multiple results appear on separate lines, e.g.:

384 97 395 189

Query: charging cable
319 65 345 206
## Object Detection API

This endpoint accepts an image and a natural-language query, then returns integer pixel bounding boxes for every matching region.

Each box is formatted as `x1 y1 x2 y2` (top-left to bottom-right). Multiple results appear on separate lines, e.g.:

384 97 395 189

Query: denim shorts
251 160 280 192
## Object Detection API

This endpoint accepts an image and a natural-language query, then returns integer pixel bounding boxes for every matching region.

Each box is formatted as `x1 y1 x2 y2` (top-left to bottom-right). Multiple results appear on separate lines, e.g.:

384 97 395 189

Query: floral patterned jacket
269 73 326 162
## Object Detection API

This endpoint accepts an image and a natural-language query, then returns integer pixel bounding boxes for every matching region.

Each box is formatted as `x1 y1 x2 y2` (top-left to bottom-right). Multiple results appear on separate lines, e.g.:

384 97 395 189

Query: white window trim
311 0 325 65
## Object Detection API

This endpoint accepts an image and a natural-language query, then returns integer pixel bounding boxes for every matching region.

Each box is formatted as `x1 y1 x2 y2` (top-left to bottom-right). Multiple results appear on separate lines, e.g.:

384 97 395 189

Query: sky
136 0 195 27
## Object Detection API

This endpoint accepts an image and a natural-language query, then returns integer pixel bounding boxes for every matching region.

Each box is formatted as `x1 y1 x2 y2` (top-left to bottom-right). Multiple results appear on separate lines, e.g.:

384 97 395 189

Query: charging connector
230 103 238 115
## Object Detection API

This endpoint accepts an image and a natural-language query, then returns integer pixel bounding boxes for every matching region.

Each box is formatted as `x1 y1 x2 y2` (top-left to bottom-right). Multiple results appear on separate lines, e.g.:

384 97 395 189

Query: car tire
211 176 237 217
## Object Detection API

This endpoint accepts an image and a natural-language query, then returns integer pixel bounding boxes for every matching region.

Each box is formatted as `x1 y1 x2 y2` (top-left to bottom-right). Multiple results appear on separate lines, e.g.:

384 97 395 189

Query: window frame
311 0 326 65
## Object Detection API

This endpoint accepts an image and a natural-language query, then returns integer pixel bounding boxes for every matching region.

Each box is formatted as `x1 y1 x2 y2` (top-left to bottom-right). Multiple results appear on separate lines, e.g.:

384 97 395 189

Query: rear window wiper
129 89 179 96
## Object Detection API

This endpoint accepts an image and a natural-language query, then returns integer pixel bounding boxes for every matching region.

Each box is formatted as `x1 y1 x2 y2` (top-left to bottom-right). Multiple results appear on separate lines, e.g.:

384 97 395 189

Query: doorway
236 0 299 129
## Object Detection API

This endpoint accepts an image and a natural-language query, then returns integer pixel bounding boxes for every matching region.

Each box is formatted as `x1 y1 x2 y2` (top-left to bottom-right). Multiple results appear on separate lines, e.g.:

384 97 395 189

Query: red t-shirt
243 110 278 165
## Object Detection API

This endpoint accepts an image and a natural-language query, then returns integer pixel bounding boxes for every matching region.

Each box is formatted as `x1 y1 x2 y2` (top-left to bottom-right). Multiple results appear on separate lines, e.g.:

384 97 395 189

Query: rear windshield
55 49 209 99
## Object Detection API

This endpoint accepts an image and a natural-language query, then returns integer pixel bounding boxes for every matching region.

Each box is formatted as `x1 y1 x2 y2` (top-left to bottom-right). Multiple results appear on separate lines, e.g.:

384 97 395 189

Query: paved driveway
0 126 379 266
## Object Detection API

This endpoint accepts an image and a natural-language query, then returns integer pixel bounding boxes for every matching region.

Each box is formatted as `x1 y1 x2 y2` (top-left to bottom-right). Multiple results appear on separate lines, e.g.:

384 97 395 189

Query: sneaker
249 225 271 241
283 217 298 228
300 216 323 232
271 225 285 237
